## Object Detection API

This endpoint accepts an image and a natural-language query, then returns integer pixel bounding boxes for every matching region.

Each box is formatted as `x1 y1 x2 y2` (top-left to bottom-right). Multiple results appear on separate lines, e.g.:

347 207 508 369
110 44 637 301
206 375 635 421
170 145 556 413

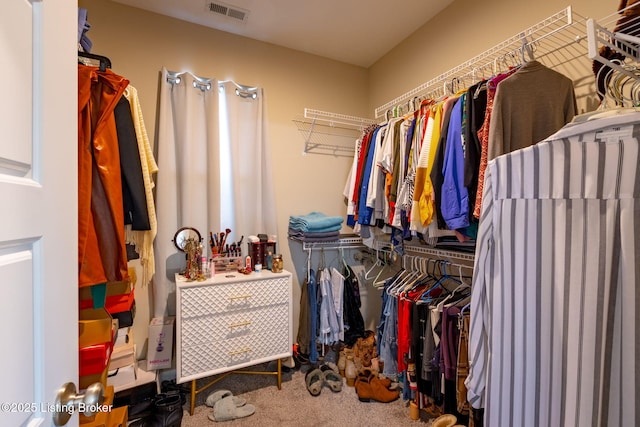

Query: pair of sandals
305 362 343 396
205 389 255 422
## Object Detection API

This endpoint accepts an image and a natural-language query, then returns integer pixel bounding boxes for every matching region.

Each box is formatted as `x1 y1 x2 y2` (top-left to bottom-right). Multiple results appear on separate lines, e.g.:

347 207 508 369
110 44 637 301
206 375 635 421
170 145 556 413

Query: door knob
52 382 104 426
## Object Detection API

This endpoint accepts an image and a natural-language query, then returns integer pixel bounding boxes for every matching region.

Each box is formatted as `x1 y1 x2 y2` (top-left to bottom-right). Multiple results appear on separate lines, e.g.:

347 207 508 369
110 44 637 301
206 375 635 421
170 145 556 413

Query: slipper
205 389 247 408
321 361 339 374
208 395 255 422
320 364 343 393
431 414 457 427
305 368 324 397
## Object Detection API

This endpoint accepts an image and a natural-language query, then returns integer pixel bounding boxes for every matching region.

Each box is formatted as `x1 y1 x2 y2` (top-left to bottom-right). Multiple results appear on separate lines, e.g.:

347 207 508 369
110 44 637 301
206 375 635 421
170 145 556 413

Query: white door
0 1 78 426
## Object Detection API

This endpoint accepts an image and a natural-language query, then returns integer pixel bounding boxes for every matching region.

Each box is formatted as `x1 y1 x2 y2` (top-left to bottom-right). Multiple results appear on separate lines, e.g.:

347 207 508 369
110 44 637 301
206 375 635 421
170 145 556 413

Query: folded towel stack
288 212 343 242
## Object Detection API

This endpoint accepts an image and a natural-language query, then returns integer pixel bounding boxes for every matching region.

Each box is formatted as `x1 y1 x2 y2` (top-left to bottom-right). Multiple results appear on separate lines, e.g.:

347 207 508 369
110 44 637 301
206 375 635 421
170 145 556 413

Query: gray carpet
180 362 436 426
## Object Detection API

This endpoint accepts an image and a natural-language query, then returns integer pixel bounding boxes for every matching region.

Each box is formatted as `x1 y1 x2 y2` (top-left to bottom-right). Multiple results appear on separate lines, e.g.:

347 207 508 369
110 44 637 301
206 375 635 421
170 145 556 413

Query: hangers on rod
78 51 111 72
364 247 383 280
340 247 351 278
307 245 312 282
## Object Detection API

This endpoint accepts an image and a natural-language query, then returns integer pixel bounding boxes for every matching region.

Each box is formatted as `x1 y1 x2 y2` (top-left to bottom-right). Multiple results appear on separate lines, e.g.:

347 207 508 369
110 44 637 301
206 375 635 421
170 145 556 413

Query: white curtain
219 81 277 243
153 69 277 317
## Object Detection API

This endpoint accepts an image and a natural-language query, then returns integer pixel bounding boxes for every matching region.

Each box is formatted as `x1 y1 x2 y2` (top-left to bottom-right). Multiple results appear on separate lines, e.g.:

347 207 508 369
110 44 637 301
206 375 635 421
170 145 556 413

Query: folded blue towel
288 228 341 241
289 212 343 232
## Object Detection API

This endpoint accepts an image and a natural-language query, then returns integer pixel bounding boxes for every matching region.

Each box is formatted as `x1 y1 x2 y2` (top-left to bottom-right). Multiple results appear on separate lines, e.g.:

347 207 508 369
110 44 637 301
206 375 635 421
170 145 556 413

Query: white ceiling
112 0 455 67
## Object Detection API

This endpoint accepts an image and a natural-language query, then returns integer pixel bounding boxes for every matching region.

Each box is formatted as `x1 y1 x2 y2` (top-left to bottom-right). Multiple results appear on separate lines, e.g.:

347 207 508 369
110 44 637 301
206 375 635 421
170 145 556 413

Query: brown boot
355 380 374 402
369 377 399 403
356 369 392 388
354 371 377 401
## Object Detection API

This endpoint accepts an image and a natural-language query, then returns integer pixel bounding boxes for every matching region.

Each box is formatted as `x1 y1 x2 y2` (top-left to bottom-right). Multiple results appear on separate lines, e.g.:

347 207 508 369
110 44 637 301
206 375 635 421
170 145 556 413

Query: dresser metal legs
187 359 283 415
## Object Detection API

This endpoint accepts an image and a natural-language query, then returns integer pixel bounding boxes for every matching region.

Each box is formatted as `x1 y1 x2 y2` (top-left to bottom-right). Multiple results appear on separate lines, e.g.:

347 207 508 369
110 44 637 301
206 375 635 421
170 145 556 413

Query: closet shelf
375 240 475 263
587 6 640 83
374 6 588 118
299 235 365 251
293 108 377 157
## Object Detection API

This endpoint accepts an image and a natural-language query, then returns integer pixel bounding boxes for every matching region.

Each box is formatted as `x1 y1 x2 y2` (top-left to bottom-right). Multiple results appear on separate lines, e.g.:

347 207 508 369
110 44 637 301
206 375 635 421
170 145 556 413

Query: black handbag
127 390 184 427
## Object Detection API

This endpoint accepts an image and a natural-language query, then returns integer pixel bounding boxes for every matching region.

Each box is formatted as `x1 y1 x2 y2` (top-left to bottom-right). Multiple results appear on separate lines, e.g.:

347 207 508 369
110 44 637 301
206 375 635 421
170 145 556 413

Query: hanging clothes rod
374 6 588 118
293 109 376 157
587 5 640 83
297 236 366 281
374 239 475 263
301 236 365 252
400 253 474 275
304 108 377 129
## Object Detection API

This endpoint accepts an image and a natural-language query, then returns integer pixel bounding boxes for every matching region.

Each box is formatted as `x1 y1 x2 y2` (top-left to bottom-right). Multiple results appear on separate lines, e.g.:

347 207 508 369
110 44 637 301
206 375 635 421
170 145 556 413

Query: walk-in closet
3 0 639 426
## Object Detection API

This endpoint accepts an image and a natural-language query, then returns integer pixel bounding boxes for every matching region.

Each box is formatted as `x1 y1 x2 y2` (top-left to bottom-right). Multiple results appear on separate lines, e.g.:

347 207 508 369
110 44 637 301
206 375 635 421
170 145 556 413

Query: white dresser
175 270 292 413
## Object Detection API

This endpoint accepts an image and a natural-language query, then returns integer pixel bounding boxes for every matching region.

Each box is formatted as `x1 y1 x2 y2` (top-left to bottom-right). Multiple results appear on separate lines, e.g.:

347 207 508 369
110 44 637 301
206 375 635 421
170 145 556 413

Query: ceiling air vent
206 1 249 23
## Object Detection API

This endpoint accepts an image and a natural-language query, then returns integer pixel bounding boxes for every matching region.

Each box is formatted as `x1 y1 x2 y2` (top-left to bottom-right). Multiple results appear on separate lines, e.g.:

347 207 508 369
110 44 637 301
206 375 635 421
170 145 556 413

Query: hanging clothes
430 95 461 231
330 267 345 342
463 81 487 218
473 69 516 219
412 102 439 232
123 85 159 287
487 60 576 161
342 264 365 346
78 64 130 287
114 95 150 231
308 269 319 364
318 267 341 346
296 274 312 356
441 94 469 231
467 112 640 427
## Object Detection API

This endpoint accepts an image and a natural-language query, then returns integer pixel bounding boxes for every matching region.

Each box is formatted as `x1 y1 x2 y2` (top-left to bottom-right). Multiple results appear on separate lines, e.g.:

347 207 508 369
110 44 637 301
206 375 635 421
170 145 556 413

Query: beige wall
79 0 371 359
369 0 615 117
79 0 619 362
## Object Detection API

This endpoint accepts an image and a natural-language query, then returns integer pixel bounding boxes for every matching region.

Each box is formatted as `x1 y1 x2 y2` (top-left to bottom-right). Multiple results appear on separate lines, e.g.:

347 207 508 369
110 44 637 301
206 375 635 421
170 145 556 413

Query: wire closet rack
374 6 589 118
292 108 377 157
587 4 640 104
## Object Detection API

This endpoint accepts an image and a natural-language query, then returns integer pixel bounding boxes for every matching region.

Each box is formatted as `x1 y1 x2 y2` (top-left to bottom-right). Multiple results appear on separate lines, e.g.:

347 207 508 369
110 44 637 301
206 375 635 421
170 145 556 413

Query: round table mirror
173 227 202 252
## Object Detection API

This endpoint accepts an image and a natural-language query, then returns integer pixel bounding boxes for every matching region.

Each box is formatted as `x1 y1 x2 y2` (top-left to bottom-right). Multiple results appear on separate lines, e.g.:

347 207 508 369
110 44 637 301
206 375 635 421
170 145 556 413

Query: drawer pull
229 294 252 300
229 348 251 356
228 320 251 328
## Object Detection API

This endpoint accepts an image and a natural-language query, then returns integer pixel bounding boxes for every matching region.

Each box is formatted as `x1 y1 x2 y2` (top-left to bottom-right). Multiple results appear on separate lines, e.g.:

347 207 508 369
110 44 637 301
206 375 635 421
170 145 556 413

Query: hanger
306 245 313 281
364 248 382 280
388 269 419 296
340 248 351 279
319 247 326 271
391 255 430 296
78 51 111 72
418 260 453 303
460 301 471 316
371 251 395 286
381 255 409 293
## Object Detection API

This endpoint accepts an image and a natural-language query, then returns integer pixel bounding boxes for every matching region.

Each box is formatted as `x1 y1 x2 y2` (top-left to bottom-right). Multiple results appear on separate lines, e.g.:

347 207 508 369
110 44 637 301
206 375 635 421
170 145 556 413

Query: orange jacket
78 64 130 287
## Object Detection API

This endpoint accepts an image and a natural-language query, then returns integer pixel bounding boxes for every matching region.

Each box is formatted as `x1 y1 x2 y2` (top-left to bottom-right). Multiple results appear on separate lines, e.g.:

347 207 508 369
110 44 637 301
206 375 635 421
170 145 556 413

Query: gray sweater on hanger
487 60 577 161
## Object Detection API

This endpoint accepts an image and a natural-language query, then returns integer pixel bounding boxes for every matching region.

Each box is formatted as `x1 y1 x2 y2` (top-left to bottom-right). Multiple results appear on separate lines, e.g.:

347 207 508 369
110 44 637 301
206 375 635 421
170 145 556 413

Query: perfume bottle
266 251 273 270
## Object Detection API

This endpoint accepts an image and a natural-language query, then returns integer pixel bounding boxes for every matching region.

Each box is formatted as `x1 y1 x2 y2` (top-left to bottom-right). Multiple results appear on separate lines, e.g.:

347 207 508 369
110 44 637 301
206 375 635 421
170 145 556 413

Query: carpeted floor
179 361 438 426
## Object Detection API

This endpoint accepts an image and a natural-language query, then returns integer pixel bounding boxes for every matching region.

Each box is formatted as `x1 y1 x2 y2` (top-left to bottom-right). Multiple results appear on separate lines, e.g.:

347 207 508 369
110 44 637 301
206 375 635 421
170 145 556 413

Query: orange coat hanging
78 64 130 287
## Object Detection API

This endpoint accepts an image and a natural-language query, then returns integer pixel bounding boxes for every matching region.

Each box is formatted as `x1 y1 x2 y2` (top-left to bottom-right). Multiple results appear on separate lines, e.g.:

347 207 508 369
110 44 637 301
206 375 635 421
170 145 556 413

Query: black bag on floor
151 391 183 427
114 381 157 421
127 390 184 427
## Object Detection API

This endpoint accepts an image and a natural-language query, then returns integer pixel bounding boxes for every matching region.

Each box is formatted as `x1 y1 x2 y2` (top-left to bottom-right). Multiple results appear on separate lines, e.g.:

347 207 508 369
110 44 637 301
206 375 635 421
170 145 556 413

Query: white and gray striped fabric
466 111 640 427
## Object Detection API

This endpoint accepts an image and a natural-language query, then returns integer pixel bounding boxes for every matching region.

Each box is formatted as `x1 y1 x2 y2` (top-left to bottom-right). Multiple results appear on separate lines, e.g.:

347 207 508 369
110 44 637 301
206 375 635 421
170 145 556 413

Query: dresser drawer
180 303 288 347
180 276 289 317
180 304 290 378
176 271 292 384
